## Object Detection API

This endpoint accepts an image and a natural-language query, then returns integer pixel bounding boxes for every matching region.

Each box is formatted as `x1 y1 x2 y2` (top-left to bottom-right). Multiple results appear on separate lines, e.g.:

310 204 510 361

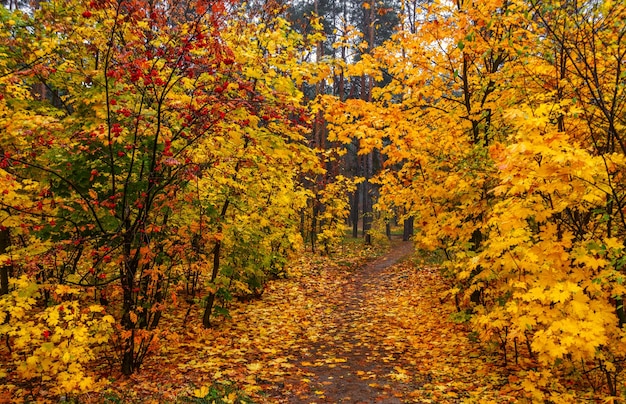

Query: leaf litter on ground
81 239 529 403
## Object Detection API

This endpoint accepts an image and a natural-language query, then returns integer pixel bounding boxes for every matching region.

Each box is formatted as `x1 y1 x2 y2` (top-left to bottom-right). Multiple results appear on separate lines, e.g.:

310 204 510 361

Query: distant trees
289 0 400 244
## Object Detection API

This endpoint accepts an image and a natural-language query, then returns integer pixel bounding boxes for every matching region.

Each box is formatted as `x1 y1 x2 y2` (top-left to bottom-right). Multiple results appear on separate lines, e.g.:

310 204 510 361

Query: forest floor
86 236 528 404
262 239 513 404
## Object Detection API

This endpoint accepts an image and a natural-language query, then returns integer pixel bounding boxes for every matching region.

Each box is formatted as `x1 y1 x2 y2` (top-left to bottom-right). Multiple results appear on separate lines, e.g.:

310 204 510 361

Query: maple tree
190 8 332 327
324 0 626 399
0 0 355 396
477 0 626 397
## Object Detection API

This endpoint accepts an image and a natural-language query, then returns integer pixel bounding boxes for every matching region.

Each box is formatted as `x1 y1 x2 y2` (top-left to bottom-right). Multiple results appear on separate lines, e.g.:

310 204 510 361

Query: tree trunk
202 239 222 328
0 226 10 295
121 331 135 376
202 196 231 328
351 188 359 238
361 9 375 244
403 216 414 241
363 154 373 245
0 147 12 295
311 198 318 253
121 232 138 376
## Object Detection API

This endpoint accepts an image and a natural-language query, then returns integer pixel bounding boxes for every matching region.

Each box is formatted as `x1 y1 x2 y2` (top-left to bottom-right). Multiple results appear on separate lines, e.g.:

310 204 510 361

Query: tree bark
402 216 414 242
202 238 222 328
351 186 359 238
0 226 10 295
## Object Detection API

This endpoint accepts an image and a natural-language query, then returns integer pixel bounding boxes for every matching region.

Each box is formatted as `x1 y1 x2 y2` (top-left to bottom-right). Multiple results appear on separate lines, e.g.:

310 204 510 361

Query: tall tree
324 0 626 396
0 0 329 384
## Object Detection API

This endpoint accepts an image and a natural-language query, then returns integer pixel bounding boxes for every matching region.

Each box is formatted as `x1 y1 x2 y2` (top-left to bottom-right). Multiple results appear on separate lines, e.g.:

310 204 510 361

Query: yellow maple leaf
193 385 210 398
78 376 93 391
46 309 60 327
604 237 623 250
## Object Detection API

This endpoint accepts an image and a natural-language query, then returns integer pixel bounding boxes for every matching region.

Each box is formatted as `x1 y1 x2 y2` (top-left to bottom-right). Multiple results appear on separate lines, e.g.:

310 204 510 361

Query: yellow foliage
0 277 114 395
324 0 626 397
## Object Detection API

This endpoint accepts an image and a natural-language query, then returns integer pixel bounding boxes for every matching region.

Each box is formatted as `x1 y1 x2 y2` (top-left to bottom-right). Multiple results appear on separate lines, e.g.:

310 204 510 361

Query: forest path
269 238 505 403
94 238 512 403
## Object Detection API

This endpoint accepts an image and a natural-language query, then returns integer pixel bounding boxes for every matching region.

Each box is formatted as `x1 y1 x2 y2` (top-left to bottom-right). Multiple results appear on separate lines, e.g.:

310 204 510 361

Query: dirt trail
276 239 420 403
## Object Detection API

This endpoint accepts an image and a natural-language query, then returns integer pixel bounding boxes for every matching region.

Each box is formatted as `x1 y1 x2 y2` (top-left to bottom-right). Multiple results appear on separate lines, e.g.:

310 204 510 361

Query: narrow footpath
269 239 510 403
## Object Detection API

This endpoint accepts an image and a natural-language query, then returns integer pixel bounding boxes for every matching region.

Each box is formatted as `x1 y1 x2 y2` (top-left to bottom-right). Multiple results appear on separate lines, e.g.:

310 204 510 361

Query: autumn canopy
1 0 626 401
